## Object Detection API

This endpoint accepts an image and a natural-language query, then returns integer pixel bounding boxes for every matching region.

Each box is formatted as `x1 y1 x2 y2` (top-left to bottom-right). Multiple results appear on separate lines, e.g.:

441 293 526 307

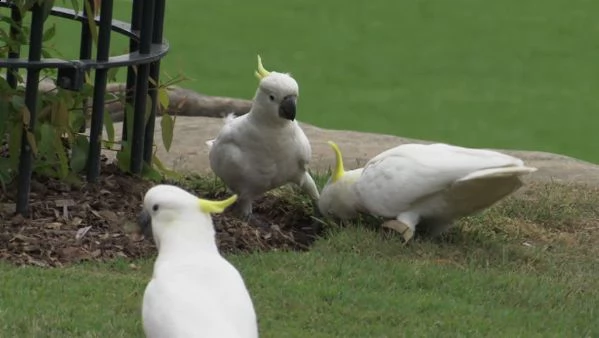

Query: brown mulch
0 163 323 268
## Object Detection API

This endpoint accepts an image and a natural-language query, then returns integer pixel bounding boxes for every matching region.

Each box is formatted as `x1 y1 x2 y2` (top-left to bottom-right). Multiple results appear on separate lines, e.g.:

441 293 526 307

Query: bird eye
152 204 159 212
268 94 275 101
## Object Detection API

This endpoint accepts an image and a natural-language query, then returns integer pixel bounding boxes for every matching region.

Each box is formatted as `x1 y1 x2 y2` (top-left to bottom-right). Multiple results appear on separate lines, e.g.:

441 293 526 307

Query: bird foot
381 220 414 243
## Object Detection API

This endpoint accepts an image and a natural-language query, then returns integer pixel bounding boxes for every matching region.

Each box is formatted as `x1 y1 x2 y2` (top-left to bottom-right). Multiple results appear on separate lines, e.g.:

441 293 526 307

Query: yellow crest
254 55 271 80
328 141 345 182
198 195 238 214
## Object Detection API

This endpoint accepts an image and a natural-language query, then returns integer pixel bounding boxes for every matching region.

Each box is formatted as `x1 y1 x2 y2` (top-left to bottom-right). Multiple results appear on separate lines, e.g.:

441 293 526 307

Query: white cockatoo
205 113 237 149
208 55 319 219
319 141 537 242
138 184 259 338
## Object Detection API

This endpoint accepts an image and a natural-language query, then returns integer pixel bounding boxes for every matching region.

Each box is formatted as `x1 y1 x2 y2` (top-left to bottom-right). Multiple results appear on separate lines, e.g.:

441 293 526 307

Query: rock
95 115 599 187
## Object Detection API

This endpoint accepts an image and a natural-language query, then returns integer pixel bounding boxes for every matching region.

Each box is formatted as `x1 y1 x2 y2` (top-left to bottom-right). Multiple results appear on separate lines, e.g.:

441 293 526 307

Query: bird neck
154 220 220 258
333 169 366 217
248 101 291 128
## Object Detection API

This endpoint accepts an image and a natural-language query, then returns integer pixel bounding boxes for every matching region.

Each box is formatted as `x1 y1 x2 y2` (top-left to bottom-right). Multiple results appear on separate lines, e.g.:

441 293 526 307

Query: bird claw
381 220 414 244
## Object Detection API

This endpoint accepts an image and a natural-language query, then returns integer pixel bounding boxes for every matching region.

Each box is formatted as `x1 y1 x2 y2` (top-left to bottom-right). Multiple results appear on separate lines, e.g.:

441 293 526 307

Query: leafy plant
0 0 182 191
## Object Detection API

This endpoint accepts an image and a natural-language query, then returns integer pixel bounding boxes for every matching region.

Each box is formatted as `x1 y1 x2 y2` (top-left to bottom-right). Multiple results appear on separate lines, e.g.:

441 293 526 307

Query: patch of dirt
0 162 322 267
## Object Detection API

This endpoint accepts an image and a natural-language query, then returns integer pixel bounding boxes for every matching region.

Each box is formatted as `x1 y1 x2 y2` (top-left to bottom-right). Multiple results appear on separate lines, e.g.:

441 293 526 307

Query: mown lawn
1 180 598 337
38 0 599 163
1 0 598 336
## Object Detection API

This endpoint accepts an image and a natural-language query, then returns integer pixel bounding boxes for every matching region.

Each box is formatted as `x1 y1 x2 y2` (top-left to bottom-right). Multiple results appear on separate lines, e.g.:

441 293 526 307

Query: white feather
141 185 258 338
205 113 238 150
356 143 534 218
319 142 537 236
208 71 319 217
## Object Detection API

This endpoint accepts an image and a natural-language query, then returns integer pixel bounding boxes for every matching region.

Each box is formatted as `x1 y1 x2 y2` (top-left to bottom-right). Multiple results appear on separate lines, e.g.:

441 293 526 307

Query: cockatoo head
252 55 299 122
137 184 237 249
318 141 364 220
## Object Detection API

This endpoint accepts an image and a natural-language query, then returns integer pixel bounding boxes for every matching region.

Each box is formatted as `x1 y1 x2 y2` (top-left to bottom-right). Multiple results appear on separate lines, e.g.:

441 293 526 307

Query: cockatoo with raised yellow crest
208 55 319 220
318 141 537 242
138 184 259 338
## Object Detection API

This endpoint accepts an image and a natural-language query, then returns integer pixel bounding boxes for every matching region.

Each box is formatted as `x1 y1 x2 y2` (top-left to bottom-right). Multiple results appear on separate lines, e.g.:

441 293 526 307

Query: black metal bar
0 45 169 70
6 6 22 89
78 0 95 133
143 0 166 163
0 1 137 39
123 0 143 142
86 0 114 182
130 0 156 174
15 4 44 216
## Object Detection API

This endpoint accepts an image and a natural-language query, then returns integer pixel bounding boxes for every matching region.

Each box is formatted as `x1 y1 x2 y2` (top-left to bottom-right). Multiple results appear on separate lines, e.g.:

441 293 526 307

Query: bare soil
0 162 322 267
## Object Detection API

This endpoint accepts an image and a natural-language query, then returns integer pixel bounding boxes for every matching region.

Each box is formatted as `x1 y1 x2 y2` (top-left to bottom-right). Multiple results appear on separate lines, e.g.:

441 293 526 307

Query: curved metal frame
0 5 169 70
0 0 169 215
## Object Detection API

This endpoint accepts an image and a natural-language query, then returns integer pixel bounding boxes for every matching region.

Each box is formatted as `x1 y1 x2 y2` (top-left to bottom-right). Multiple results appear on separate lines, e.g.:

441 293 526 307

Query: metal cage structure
0 0 169 215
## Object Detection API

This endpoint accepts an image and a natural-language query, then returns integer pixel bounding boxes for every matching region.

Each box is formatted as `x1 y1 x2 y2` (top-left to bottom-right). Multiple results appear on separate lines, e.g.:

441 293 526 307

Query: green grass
1 0 599 336
5 0 597 161
31 0 599 163
1 177 598 337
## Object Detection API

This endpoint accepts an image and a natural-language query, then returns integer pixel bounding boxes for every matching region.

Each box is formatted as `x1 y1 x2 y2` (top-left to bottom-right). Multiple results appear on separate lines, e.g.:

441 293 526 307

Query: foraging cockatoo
138 184 259 338
208 55 319 219
318 141 537 242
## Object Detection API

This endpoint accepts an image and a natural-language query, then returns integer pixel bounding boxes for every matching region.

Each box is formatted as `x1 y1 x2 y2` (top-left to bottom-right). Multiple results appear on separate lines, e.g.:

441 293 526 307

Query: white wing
143 255 258 338
209 113 312 197
356 143 530 218
205 113 238 150
209 114 277 194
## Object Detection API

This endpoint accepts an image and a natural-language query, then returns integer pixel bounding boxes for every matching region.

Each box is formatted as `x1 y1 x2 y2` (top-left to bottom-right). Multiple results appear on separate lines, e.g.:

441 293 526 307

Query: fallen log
13 77 254 122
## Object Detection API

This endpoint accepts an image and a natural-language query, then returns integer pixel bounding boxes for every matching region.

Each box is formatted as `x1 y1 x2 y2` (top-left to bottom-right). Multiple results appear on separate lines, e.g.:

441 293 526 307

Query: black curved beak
278 95 297 121
137 209 153 239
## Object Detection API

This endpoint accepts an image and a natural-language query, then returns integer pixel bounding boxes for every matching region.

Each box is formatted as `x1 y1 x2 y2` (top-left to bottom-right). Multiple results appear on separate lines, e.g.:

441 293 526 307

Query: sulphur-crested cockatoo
208 55 319 219
205 113 237 149
319 141 537 242
138 184 258 338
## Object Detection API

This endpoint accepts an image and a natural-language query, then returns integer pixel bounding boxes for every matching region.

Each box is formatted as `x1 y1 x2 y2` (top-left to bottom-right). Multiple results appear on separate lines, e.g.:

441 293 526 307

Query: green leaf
38 122 56 157
0 158 16 191
21 106 31 127
142 162 162 182
160 113 174 152
26 130 38 156
158 87 170 110
107 67 119 82
55 99 69 129
33 161 59 179
144 94 153 125
41 48 52 58
70 134 89 173
42 24 56 42
8 122 22 166
0 100 10 137
53 133 69 179
103 109 115 147
125 103 134 142
41 0 56 23
152 153 182 180
68 0 80 14
116 141 131 173
11 95 25 111
69 111 86 132
83 0 98 47
0 76 11 91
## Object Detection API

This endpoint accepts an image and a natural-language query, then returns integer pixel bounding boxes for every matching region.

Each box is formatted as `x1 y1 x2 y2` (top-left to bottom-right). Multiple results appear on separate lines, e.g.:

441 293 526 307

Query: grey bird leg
232 196 254 222
382 220 414 243
382 211 420 244
297 171 321 217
